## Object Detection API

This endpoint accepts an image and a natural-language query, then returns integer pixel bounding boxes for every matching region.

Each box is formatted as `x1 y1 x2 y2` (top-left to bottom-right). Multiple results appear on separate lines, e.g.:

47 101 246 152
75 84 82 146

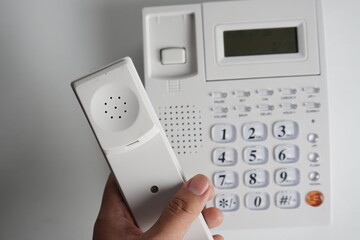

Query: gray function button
211 124 236 143
211 106 228 114
309 171 321 181
256 89 274 96
233 90 250 97
307 133 319 143
257 104 274 111
212 147 237 166
280 103 298 110
234 105 251 113
210 91 227 99
273 120 299 140
242 122 268 142
304 102 321 109
308 152 320 162
280 88 297 95
303 86 320 94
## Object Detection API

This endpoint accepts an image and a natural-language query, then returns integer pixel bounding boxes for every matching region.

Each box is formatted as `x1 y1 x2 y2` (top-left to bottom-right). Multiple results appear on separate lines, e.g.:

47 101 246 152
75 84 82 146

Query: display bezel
216 21 307 65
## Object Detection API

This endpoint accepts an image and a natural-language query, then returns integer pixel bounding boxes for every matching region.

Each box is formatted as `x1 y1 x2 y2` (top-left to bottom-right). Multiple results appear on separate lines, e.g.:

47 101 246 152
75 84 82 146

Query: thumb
144 174 213 240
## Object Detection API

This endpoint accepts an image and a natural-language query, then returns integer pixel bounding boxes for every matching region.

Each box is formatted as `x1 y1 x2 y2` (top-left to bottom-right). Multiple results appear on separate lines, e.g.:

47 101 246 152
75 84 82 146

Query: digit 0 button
245 192 270 210
273 120 299 140
306 191 324 207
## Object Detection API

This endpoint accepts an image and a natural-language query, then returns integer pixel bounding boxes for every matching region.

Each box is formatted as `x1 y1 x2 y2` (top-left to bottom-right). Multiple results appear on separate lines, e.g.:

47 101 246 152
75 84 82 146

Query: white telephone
143 0 330 229
72 57 213 239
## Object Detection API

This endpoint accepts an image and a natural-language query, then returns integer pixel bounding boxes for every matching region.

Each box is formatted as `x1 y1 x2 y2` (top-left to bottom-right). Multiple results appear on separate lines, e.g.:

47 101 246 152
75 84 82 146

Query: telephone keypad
210 107 320 210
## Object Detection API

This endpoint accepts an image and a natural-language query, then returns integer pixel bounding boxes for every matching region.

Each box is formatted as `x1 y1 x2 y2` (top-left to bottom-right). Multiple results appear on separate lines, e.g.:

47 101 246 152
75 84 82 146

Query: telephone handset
72 57 213 239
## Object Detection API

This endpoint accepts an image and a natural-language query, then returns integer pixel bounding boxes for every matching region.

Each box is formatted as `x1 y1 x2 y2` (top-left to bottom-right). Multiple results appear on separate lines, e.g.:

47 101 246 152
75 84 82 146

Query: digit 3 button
306 191 324 207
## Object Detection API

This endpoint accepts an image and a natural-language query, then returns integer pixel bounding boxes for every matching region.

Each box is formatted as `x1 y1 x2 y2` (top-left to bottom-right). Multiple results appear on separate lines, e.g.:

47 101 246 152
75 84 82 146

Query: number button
274 144 299 163
213 171 239 189
245 192 270 210
244 169 269 188
212 147 237 166
215 193 240 211
242 122 267 142
211 124 236 143
275 168 300 186
273 120 299 140
275 191 300 209
243 146 268 165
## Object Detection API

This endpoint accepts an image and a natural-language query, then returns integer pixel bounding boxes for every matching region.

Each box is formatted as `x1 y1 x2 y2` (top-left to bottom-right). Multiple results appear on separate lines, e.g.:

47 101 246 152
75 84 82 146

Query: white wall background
0 0 359 239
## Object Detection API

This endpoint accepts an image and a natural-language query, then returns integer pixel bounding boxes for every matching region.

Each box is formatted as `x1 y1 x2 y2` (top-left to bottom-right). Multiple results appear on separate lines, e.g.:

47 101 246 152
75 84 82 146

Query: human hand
93 174 223 240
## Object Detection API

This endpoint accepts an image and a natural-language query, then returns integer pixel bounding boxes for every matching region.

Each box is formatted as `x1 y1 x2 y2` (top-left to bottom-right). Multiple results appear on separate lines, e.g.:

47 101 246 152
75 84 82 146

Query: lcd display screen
223 27 299 57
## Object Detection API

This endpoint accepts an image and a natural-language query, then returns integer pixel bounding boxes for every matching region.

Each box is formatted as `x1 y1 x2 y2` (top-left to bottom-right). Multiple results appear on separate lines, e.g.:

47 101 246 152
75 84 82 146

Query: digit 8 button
306 191 324 207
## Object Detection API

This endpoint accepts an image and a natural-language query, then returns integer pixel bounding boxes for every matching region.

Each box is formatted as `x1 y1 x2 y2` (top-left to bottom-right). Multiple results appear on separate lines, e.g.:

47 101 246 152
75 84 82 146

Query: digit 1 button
245 192 270 210
211 124 236 143
215 193 240 211
306 191 324 207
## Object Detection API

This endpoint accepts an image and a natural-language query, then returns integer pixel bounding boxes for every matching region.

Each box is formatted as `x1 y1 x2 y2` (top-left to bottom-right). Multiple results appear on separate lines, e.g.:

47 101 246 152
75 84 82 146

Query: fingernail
187 175 209 196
